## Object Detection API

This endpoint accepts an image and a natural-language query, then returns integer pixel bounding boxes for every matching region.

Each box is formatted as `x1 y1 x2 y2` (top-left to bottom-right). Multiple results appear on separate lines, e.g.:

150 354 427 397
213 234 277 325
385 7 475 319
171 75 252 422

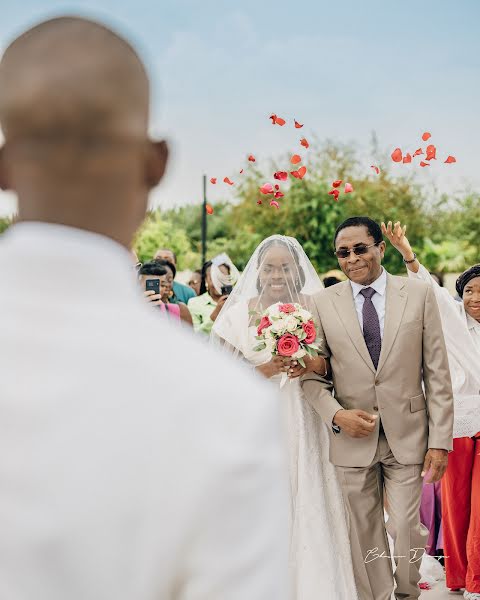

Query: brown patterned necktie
360 287 381 369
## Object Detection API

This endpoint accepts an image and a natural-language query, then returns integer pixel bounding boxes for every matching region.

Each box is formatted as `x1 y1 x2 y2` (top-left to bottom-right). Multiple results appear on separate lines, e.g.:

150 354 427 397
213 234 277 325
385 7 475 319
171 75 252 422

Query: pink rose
257 316 272 336
302 320 316 344
277 333 300 357
279 303 296 314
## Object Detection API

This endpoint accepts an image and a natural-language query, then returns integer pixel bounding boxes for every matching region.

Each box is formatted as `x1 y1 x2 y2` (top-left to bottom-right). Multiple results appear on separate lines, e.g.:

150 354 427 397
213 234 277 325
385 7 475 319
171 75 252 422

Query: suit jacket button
373 406 379 411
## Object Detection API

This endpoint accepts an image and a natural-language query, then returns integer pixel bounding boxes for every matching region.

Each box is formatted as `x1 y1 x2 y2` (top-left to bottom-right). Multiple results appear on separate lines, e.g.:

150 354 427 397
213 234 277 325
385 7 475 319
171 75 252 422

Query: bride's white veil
211 235 324 359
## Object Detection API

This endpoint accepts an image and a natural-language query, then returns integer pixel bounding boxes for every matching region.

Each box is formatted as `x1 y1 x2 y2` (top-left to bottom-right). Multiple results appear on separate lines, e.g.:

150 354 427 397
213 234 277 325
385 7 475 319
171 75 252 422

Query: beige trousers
335 431 428 600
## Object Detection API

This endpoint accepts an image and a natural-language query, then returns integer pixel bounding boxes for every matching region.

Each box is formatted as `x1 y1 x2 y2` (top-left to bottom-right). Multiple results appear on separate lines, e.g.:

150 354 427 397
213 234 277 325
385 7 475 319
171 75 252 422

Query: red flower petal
300 137 309 148
223 177 234 185
274 171 288 181
425 144 437 160
274 191 284 199
210 177 217 184
257 199 263 205
206 204 214 215
239 169 244 174
391 148 403 162
370 165 380 175
274 184 279 190
291 154 302 164
419 161 429 167
445 155 457 164
332 179 342 188
260 183 274 194
297 166 307 179
290 170 300 179
403 153 412 164
413 148 423 157
328 189 340 201
270 200 280 209
344 182 354 193
422 132 431 141
294 119 304 129
270 113 286 126
248 154 256 162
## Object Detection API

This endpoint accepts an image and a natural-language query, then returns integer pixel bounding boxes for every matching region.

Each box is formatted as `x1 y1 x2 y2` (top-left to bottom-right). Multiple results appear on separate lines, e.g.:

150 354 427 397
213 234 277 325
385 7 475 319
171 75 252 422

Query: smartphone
221 285 233 296
145 279 160 295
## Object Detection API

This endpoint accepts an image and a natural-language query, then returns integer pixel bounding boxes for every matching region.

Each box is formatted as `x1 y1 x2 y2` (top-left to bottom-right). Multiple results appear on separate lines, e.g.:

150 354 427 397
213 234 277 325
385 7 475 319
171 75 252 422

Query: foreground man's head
0 16 168 247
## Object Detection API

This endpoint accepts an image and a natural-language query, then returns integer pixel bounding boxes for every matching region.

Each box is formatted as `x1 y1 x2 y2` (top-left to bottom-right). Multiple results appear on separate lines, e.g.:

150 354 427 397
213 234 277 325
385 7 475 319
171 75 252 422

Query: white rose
285 315 299 332
264 336 276 354
270 318 287 334
267 303 281 316
292 347 307 360
298 308 312 322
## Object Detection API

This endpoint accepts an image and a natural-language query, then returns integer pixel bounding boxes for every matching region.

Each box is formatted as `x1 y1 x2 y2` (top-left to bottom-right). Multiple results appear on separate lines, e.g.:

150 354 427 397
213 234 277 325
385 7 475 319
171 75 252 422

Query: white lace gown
218 302 358 600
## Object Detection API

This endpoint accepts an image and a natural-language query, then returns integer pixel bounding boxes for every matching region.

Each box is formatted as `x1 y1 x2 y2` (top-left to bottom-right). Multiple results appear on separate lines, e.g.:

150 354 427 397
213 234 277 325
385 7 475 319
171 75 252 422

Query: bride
211 235 358 599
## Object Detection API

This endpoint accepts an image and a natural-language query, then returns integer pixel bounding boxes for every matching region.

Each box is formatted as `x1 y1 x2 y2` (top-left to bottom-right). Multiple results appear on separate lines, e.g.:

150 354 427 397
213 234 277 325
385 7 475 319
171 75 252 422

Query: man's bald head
0 17 168 248
0 16 149 144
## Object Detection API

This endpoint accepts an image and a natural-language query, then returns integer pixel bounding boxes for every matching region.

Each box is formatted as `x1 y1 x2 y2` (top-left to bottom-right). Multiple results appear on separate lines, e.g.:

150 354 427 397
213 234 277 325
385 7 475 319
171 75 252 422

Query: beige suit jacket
301 274 454 467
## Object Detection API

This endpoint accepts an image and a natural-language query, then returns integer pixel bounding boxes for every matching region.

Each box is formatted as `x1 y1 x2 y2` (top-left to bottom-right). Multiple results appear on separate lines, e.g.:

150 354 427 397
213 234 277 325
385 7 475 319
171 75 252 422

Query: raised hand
381 221 411 255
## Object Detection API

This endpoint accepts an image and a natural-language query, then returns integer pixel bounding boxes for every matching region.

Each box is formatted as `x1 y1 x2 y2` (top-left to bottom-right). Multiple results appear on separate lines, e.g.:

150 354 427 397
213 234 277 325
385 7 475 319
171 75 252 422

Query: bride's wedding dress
212 236 358 599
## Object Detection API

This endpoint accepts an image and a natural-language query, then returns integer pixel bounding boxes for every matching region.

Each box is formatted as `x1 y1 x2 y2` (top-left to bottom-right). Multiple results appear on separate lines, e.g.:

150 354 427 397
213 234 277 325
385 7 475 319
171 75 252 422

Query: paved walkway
420 582 463 599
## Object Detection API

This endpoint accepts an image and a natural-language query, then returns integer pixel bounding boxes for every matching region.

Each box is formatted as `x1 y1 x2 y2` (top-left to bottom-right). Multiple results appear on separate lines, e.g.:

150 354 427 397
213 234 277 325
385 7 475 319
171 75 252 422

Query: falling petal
344 183 354 193
223 177 234 185
413 148 423 157
419 161 430 167
445 155 457 164
206 204 214 215
332 179 342 188
239 169 244 174
328 189 340 201
391 148 403 163
290 170 300 179
425 144 437 160
270 200 280 209
294 119 304 129
274 191 284 199
297 166 307 179
257 199 263 205
274 171 288 181
274 184 280 190
422 132 431 141
248 154 256 162
370 165 380 175
210 177 217 184
270 113 286 126
403 153 412 164
260 183 274 194
300 137 309 148
291 154 302 164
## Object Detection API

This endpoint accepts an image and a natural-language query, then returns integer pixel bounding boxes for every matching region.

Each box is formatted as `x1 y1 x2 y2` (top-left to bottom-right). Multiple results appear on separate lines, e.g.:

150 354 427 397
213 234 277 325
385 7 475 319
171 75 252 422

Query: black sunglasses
334 242 380 259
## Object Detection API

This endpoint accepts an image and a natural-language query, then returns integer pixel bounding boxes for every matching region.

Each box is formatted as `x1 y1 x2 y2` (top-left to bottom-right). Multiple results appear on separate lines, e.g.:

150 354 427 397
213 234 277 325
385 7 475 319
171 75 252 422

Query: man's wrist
332 408 344 426
402 251 417 263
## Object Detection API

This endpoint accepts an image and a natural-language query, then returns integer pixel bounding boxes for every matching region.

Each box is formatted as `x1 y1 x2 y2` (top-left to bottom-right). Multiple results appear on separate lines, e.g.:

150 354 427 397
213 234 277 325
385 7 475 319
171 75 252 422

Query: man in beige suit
302 216 454 600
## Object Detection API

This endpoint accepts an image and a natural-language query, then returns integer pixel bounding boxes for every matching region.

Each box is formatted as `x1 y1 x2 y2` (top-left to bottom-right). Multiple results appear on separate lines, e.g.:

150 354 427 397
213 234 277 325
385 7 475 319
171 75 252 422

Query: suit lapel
332 282 376 374
376 274 408 376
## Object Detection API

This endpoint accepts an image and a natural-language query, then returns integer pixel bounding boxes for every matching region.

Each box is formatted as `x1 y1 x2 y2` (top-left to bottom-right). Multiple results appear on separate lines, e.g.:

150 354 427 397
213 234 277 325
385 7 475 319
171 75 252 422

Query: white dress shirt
408 263 480 438
350 267 387 338
0 223 289 600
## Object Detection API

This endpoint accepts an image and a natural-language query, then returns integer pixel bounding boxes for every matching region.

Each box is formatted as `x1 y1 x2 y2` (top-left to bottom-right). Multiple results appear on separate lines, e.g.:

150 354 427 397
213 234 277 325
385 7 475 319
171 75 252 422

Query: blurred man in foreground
0 16 288 600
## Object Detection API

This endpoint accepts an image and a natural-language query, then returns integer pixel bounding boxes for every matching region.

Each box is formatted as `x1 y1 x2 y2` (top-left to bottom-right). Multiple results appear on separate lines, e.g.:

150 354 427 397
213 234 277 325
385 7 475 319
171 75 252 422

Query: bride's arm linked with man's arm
300 293 378 439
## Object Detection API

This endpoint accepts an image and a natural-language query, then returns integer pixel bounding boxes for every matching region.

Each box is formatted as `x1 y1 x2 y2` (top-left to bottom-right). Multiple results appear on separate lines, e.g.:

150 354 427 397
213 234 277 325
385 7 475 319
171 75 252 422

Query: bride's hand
256 356 291 379
288 355 327 379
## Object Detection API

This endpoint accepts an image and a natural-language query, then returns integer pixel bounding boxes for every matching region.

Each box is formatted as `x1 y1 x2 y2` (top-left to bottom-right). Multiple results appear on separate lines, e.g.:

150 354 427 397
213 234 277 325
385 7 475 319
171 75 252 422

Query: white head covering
211 235 324 359
210 253 240 296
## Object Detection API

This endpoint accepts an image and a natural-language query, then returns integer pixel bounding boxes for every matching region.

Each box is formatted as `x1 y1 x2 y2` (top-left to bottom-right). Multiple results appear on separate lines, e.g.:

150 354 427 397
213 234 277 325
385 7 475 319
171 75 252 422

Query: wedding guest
154 247 196 304
189 255 239 335
0 16 289 600
383 221 480 599
139 260 192 325
323 275 342 288
188 269 202 296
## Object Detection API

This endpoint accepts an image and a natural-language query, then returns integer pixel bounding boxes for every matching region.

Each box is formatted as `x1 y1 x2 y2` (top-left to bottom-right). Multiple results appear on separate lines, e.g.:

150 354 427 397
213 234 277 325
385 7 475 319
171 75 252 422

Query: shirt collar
466 312 480 332
350 267 387 299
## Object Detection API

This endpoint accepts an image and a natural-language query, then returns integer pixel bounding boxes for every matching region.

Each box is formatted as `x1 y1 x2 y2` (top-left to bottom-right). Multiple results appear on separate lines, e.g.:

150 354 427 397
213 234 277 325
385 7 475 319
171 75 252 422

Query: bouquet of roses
253 302 320 385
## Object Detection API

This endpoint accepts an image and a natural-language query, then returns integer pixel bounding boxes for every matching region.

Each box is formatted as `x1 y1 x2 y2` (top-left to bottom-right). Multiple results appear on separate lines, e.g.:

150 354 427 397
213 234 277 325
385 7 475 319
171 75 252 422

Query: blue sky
1 0 479 215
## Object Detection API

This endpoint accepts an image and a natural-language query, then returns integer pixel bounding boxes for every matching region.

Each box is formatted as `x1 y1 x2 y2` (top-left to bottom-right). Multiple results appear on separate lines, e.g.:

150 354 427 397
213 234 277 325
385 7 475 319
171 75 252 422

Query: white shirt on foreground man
0 223 289 600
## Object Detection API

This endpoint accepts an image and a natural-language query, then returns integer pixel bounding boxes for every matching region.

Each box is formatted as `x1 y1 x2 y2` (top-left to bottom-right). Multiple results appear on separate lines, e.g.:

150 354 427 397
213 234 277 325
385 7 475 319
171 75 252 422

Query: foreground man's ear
145 140 169 188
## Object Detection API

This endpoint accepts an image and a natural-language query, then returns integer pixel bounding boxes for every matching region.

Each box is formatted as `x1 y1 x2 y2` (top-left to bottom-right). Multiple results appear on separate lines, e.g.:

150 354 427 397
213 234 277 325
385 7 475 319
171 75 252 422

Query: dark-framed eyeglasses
334 242 380 260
